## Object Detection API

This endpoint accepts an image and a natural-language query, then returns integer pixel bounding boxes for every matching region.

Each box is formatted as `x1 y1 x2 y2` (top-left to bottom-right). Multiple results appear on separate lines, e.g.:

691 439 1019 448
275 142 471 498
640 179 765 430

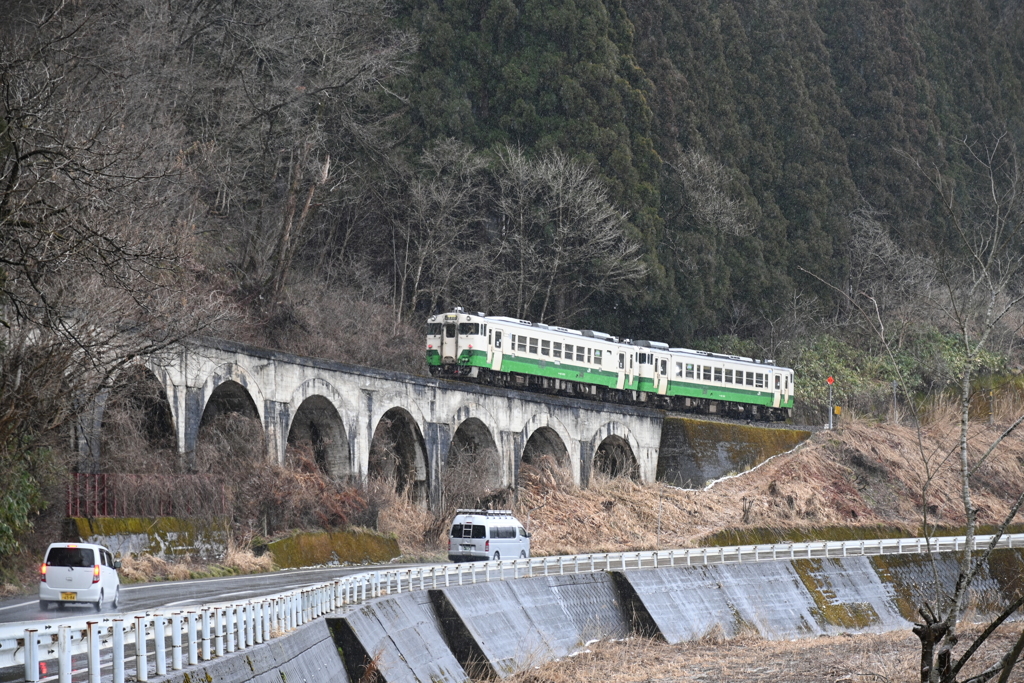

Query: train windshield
458 323 480 335
426 323 442 336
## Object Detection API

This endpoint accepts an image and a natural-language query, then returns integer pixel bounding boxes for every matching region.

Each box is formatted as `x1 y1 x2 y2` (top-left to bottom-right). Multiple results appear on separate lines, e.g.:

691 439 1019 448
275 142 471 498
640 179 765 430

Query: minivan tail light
40 564 47 582
92 564 101 583
485 540 490 551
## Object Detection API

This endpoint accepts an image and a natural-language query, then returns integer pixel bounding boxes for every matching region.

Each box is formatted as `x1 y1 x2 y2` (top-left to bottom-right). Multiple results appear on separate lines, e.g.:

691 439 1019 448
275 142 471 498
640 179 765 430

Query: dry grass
116 546 273 583
222 545 274 573
497 623 1024 683
496 412 1024 557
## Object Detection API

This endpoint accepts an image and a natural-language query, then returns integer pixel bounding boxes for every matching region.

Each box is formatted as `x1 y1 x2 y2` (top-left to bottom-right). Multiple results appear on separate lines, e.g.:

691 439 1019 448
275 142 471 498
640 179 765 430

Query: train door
616 352 626 390
772 372 782 407
655 355 670 395
491 330 504 370
442 315 458 363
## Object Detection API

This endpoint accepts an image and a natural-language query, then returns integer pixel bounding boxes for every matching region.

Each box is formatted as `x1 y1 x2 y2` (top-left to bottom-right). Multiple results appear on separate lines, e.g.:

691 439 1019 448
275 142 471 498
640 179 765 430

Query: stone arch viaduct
77 339 664 509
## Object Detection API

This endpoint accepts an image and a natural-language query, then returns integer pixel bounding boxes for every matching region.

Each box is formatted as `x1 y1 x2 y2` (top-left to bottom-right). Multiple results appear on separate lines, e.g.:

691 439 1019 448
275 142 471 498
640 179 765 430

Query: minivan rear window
46 547 95 567
450 525 487 539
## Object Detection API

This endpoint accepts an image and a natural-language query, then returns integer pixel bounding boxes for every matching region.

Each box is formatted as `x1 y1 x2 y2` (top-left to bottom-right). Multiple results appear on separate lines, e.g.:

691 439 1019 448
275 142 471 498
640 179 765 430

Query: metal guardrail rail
3 532 1023 683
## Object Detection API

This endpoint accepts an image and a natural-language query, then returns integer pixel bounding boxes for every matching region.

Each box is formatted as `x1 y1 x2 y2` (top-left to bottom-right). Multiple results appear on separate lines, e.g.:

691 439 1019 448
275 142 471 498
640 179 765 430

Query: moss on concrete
657 417 811 487
70 516 230 560
267 529 400 568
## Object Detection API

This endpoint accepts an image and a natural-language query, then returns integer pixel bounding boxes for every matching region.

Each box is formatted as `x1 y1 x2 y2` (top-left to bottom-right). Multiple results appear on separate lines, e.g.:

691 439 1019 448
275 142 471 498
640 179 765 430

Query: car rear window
46 547 95 567
450 524 487 539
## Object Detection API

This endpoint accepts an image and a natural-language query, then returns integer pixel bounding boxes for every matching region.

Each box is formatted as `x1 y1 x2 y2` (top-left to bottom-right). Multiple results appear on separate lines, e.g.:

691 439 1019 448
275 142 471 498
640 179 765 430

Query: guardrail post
23 629 38 683
225 607 235 654
135 616 149 682
57 625 72 683
112 620 124 683
264 601 271 639
154 616 166 676
188 612 198 665
215 608 225 657
253 603 262 644
171 613 182 670
240 604 250 649
242 606 252 651
201 609 212 661
87 622 101 683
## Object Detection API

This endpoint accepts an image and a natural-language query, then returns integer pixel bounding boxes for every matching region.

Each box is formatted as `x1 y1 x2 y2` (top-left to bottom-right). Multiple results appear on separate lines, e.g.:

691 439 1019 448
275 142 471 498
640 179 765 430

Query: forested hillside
400 0 1024 340
3 0 1024 555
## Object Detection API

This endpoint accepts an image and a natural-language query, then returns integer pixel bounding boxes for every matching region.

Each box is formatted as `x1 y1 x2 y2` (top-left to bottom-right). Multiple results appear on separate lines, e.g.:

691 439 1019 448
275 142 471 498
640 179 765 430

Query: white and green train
426 309 794 420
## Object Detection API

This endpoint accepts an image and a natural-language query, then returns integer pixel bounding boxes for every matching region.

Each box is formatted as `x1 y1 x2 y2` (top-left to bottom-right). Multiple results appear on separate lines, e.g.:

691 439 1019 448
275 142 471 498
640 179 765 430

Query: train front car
426 309 490 377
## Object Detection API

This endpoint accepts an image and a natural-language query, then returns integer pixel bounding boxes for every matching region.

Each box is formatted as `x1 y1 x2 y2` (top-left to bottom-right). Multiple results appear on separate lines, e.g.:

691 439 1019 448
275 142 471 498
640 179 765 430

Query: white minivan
39 543 121 611
447 509 530 562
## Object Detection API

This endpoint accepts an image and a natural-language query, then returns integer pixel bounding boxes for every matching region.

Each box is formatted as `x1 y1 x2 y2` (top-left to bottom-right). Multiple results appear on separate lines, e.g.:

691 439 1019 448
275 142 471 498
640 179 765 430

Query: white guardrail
3 533 1023 683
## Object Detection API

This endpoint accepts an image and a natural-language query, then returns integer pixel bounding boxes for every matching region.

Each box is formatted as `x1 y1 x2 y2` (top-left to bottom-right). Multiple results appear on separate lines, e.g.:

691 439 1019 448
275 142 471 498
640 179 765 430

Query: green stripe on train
446 350 793 409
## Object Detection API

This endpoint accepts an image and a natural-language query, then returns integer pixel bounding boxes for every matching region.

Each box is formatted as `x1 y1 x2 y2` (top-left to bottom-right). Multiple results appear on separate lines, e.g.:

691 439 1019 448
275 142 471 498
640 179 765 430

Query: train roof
433 310 790 370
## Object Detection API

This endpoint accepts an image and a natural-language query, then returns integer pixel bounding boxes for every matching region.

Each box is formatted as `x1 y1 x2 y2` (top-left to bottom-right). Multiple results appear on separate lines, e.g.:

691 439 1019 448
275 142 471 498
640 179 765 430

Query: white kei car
39 543 121 611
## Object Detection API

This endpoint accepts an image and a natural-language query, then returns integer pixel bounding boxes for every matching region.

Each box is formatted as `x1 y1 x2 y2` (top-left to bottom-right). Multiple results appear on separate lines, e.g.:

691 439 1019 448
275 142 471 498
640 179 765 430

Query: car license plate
61 592 76 600
460 544 474 551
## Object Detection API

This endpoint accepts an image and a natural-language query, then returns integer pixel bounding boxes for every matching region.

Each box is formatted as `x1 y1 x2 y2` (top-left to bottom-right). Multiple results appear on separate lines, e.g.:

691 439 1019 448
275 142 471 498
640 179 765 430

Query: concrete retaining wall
159 619 348 683
153 548 1024 683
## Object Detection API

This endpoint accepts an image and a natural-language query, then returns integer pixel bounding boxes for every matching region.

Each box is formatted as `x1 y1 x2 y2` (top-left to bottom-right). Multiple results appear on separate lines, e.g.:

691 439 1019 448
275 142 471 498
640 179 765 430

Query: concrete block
430 572 628 678
328 591 468 683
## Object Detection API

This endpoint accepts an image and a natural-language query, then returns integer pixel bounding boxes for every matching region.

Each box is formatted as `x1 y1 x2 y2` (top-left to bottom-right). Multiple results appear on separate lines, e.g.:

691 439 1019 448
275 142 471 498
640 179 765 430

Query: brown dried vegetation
496 625 1024 683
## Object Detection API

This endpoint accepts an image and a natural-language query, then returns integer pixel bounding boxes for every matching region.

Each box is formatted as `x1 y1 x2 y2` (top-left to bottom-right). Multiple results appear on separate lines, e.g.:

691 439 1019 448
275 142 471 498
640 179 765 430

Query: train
426 309 794 420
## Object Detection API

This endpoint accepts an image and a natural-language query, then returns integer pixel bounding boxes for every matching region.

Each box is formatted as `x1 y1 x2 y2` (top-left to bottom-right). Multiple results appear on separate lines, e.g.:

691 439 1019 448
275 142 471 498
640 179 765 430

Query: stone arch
98 363 178 472
518 414 575 490
368 407 429 506
445 416 505 507
199 363 266 426
286 380 354 480
194 364 266 470
590 422 641 483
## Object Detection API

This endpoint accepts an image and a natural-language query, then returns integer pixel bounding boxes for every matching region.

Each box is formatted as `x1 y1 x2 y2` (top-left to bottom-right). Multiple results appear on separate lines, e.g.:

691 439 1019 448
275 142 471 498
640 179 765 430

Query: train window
458 323 479 335
686 364 694 378
541 340 550 356
714 367 722 382
427 323 442 336
755 373 764 388
445 324 456 338
577 347 585 362
553 342 561 358
518 336 527 352
746 371 754 386
775 375 781 390
786 376 790 390
725 369 733 383
495 331 502 348
618 353 624 369
660 359 667 376
529 337 538 354
676 362 683 377
702 366 711 381
594 349 602 364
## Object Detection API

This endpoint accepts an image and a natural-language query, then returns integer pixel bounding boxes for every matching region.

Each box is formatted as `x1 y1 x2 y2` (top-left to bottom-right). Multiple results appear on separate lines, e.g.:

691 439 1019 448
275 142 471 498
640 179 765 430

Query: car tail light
40 564 47 582
447 538 451 551
485 540 490 552
92 564 101 584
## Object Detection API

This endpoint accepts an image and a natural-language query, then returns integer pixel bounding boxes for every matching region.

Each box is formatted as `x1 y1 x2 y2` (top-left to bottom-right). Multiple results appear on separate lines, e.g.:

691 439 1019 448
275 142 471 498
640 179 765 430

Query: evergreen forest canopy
2 0 1024 458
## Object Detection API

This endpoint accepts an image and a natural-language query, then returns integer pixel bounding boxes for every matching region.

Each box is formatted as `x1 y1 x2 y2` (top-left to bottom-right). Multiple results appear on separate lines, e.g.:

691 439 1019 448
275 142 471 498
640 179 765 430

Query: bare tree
816 134 1024 683
0 1 223 553
490 146 648 323
169 0 416 311
390 139 488 323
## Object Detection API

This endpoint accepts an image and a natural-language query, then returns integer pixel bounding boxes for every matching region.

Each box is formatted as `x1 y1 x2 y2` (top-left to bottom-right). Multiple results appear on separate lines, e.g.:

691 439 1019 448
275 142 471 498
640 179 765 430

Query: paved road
0 562 412 625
